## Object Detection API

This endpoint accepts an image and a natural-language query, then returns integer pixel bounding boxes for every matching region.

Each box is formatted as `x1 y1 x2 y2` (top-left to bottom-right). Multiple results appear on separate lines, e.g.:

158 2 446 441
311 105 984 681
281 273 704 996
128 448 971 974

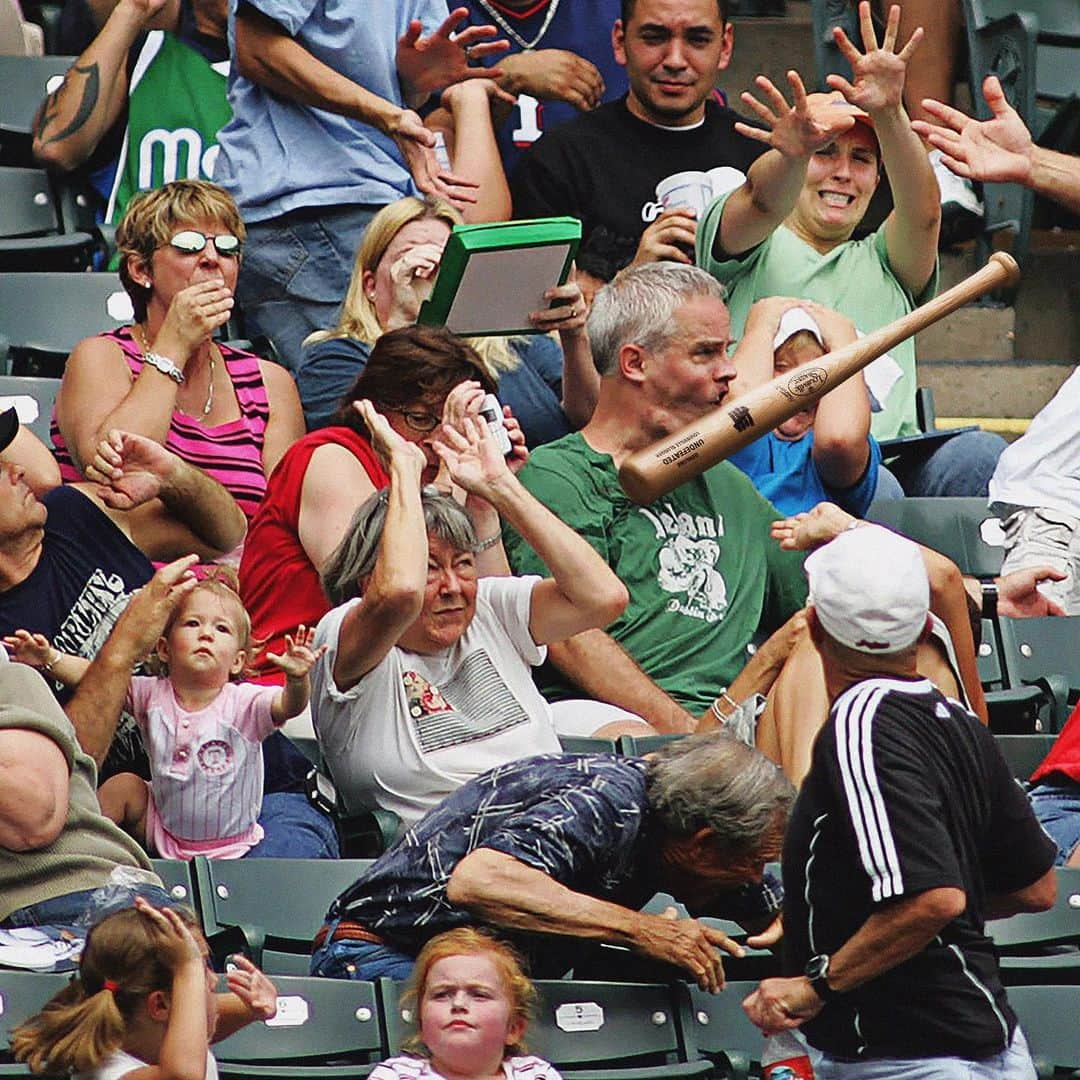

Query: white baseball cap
773 307 824 353
805 525 930 654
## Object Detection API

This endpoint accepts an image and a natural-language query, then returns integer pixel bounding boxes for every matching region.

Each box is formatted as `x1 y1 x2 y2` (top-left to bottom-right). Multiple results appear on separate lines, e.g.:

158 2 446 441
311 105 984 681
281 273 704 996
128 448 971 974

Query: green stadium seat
1007 983 1080 1075
0 970 70 1078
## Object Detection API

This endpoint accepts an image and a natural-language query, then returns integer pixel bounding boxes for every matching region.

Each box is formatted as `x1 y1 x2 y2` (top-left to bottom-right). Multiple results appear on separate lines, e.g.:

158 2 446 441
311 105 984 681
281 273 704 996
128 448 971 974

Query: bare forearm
159 966 211 1080
447 849 643 944
558 332 601 428
158 461 247 554
213 993 259 1041
924 549 987 723
811 380 872 490
486 477 621 617
64 644 135 766
443 88 511 222
547 633 697 734
877 106 939 232
32 3 139 169
79 374 182 469
237 9 398 132
825 887 965 993
716 150 808 258
1030 147 1080 213
277 676 309 722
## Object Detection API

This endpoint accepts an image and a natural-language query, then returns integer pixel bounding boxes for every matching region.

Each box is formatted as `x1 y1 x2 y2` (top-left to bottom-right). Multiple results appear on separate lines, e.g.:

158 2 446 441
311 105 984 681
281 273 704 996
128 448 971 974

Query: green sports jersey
105 30 230 235
696 190 939 440
504 432 808 714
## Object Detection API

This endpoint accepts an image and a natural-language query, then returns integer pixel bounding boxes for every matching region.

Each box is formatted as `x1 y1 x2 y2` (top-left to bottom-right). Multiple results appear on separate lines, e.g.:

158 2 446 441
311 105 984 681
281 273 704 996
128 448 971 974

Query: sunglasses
167 230 243 257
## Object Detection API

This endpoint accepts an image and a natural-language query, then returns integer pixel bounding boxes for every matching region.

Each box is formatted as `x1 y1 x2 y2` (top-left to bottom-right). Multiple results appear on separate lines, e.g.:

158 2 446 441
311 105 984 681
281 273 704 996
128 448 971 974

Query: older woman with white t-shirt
310 401 632 829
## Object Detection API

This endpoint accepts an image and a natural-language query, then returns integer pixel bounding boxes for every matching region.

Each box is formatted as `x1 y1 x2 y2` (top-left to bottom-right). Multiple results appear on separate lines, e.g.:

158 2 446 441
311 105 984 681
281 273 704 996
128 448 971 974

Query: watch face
805 954 829 980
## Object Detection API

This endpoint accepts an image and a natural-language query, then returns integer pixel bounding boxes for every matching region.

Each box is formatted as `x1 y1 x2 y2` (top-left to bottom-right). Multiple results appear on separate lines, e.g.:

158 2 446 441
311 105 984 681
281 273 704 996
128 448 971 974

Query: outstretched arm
715 70 856 259
912 75 1080 214
830 1 938 294
64 555 198 765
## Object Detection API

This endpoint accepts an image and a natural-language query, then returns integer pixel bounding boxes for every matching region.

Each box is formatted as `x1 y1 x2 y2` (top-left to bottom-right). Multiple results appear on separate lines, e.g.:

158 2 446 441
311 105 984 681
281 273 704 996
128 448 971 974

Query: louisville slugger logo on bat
618 252 1020 505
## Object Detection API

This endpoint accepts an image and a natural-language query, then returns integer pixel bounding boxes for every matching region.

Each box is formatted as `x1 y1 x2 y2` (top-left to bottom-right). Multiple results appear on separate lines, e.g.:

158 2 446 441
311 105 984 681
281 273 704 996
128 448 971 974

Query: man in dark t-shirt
509 0 762 289
744 524 1057 1076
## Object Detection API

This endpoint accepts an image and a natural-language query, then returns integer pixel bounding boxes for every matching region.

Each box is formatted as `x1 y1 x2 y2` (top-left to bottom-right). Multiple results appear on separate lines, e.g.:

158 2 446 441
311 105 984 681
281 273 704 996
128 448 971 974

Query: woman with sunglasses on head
238 324 518 698
51 180 305 538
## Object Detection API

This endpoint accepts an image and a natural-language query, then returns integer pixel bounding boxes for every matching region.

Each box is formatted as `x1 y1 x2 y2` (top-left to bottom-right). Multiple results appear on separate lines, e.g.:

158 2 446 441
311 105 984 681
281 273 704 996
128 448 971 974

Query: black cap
0 408 18 454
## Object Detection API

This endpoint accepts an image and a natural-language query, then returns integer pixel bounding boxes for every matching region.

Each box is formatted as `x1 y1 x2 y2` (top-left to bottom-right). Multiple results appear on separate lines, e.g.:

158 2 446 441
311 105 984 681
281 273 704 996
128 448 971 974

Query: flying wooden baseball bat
618 251 1019 505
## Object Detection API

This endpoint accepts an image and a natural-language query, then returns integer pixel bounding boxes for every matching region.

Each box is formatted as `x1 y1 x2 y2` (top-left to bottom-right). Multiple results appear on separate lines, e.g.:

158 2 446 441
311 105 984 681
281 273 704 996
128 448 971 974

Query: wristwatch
143 351 185 385
805 953 839 1001
981 580 999 621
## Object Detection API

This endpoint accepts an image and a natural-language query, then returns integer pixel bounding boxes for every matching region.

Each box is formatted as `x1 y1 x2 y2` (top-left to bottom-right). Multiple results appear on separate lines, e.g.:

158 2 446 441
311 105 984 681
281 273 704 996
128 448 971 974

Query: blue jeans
892 430 1007 497
816 1027 1036 1079
309 918 415 981
1027 779 1080 864
236 203 379 373
248 792 340 859
873 465 905 501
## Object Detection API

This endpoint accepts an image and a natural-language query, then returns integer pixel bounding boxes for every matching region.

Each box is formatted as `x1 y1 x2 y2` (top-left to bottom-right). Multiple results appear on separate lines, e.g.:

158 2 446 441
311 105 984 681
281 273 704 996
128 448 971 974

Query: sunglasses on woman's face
167 230 242 257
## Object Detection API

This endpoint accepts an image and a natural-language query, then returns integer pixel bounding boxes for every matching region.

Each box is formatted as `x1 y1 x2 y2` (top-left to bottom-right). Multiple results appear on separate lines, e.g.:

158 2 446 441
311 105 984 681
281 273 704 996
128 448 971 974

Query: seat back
0 168 61 239
194 857 373 975
151 857 199 911
1006 983 1080 1075
994 733 1057 780
0 56 74 166
558 735 622 755
866 497 1004 577
384 978 710 1076
998 616 1080 729
0 272 130 376
988 867 1080 952
618 734 686 757
677 980 765 1078
214 975 385 1075
0 970 71 1078
0 375 59 443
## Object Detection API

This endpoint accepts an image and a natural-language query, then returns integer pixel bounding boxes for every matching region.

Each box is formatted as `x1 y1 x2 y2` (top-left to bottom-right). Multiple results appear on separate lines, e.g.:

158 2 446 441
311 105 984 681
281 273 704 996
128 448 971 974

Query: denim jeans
309 918 415 981
236 203 379 373
816 1027 1036 1079
1028 779 1080 864
892 430 1007 497
249 791 340 859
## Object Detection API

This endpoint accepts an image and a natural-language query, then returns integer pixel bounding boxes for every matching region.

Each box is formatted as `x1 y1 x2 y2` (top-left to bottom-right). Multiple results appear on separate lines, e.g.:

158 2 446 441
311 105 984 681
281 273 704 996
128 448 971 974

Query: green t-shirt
504 433 808 714
695 190 939 439
105 30 231 238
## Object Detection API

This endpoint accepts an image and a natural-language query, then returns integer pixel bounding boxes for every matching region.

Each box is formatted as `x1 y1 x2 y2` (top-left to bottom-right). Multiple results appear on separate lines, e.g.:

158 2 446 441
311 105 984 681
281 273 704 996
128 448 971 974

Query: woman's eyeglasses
384 407 441 433
167 230 243 257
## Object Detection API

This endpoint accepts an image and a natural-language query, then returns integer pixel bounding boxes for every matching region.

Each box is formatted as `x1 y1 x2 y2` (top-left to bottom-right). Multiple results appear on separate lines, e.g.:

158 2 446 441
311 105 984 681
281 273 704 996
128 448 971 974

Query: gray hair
320 485 479 606
587 263 727 377
646 731 795 851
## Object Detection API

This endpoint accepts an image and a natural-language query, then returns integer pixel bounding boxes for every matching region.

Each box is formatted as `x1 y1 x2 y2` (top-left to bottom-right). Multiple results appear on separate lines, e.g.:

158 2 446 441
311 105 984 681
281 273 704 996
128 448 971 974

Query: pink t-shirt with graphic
127 677 280 859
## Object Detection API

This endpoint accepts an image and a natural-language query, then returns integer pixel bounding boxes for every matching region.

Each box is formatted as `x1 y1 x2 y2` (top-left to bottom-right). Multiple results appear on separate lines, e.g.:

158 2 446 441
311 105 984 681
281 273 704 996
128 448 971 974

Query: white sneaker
930 148 984 246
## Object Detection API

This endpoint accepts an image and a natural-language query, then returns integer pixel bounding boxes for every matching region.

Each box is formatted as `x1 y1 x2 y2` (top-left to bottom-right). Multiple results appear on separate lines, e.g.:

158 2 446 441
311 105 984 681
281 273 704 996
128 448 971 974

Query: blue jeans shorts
1027 779 1080 864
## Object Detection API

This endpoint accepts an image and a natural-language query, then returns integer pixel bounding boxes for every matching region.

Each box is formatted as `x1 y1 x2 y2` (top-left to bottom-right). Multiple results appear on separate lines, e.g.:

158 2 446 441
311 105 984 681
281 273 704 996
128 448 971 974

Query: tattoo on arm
35 63 102 146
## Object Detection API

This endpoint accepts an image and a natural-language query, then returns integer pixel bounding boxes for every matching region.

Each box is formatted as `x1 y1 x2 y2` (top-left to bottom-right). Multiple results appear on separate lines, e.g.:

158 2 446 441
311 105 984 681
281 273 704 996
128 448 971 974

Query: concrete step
919 358 1073 419
727 3 815 101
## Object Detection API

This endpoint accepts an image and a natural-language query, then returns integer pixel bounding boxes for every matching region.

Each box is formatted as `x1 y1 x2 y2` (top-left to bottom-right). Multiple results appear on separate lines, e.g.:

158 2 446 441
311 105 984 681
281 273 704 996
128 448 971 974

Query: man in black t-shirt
509 0 762 292
744 524 1057 1076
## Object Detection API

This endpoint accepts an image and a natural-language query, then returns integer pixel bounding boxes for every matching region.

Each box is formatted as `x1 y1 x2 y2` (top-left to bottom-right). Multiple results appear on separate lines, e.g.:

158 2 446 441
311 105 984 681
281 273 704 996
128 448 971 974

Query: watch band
805 954 839 1001
981 581 999 622
143 351 185 385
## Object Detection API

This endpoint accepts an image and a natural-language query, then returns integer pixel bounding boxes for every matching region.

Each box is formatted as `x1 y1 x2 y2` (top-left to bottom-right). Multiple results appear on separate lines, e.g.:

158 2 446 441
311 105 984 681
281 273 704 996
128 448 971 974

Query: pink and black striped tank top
51 326 270 519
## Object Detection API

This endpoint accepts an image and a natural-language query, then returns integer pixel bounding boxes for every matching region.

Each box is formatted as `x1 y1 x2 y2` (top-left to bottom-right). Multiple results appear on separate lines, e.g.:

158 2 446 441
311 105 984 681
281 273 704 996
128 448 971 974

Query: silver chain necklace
136 324 216 420
472 0 561 52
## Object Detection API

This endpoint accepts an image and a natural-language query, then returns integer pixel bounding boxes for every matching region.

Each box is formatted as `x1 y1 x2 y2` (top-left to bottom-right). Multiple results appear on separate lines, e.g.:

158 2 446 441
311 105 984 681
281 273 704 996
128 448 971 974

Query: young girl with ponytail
12 897 276 1080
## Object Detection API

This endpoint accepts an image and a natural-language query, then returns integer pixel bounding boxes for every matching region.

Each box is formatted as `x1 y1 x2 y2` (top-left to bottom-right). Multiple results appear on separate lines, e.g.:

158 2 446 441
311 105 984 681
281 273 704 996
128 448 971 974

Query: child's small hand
266 626 327 680
135 896 204 971
3 630 57 668
226 955 278 1020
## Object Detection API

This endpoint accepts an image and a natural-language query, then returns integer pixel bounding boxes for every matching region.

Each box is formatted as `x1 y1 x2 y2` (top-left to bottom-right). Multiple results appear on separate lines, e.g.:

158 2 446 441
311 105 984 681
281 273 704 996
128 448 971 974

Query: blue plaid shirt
330 753 781 960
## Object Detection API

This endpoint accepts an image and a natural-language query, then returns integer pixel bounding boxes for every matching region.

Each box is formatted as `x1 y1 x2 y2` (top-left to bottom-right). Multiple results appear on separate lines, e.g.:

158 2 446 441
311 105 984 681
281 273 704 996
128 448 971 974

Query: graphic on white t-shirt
404 650 531 754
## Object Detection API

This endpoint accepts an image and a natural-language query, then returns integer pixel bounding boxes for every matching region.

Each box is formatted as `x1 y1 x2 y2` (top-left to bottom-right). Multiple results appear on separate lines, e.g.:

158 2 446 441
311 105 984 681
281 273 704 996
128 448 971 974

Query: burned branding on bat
777 366 828 402
660 429 706 467
729 405 754 433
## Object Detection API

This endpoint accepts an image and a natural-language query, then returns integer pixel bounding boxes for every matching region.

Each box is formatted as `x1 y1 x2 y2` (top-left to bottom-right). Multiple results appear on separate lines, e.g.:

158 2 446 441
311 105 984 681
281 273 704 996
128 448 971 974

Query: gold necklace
135 324 215 420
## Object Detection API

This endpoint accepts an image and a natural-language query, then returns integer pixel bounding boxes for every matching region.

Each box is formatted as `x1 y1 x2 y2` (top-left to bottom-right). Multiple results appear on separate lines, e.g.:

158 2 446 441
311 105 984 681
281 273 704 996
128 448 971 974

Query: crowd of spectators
2 0 1078 1074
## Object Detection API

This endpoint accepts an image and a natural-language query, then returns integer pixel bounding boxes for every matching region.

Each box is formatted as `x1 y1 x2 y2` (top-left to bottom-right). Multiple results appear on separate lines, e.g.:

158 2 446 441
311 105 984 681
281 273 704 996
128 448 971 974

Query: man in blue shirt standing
213 1 507 372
